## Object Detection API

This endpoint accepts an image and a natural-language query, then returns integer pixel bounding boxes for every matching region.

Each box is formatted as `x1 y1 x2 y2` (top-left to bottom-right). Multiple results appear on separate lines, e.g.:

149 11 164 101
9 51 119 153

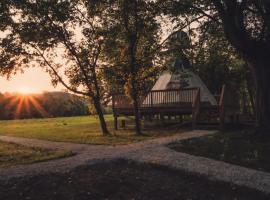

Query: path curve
1 130 270 194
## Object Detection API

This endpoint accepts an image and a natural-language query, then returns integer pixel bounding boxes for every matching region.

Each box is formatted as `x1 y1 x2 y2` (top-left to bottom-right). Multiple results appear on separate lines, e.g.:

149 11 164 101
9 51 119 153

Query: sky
0 67 64 94
0 14 194 94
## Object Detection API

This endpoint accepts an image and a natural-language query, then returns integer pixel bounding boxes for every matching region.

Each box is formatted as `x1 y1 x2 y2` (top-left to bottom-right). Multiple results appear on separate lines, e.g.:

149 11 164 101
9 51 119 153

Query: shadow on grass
168 129 270 173
0 159 268 200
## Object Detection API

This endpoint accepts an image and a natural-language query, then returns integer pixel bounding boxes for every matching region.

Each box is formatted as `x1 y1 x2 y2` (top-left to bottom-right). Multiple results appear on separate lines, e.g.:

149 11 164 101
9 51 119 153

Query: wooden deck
112 85 239 130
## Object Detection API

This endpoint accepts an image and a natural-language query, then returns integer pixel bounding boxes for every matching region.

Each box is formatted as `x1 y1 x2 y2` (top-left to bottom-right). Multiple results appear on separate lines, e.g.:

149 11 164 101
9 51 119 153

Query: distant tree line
0 92 90 120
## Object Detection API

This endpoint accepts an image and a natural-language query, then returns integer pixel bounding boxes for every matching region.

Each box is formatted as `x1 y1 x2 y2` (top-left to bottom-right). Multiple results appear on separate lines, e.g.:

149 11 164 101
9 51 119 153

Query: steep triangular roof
143 71 217 106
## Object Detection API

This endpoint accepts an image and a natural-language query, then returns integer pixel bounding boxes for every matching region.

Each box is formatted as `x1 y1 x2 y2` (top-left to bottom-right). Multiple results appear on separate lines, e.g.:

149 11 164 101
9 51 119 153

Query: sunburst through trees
4 94 49 119
0 92 90 120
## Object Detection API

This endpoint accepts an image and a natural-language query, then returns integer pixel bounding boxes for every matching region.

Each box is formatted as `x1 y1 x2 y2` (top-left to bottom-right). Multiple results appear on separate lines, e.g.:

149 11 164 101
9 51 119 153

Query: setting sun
18 86 34 95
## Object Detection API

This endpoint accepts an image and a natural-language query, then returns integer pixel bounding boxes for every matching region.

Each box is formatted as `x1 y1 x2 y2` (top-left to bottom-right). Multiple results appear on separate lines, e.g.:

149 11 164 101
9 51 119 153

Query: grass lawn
0 141 73 168
0 115 188 145
0 160 268 200
169 129 270 173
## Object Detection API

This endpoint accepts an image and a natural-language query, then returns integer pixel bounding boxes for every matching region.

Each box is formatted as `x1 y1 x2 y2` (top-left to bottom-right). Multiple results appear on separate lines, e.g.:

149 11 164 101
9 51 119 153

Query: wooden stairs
195 106 221 129
193 85 239 129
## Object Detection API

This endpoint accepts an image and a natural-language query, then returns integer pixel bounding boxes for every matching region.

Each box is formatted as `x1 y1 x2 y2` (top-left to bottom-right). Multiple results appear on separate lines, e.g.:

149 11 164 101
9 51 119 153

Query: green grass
0 115 187 145
0 141 73 168
169 130 270 173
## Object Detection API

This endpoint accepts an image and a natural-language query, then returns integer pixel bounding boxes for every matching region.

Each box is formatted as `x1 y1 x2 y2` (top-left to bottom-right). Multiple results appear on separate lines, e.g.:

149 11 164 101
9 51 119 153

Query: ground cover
169 129 270 172
0 141 73 168
0 160 268 200
0 115 188 145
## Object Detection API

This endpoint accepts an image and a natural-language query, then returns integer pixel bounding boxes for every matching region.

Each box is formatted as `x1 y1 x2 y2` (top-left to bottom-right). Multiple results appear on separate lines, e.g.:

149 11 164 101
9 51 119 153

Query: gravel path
1 130 270 194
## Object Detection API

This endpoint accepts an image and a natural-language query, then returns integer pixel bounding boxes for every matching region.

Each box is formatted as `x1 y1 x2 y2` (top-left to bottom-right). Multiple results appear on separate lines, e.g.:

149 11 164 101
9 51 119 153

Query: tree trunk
242 92 248 114
253 63 270 132
131 91 142 135
245 72 255 115
92 97 110 136
127 33 143 135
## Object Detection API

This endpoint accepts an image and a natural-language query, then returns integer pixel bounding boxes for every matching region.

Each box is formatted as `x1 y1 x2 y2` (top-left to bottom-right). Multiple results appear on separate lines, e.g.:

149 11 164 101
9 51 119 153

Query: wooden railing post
192 88 200 129
150 91 153 108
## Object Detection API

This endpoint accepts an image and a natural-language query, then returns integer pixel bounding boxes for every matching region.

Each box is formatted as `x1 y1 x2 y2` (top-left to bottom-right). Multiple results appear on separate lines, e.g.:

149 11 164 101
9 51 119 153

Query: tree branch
31 44 89 96
189 4 221 23
58 25 95 96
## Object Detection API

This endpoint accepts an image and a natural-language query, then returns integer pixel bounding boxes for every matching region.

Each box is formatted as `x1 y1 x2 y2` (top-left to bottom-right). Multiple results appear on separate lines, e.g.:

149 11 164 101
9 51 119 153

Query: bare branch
157 15 205 52
58 25 95 96
31 44 89 96
189 4 221 23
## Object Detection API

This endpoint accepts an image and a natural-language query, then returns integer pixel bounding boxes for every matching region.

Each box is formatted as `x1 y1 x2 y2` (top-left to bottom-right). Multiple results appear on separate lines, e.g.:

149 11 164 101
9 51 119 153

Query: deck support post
114 116 118 130
121 119 126 128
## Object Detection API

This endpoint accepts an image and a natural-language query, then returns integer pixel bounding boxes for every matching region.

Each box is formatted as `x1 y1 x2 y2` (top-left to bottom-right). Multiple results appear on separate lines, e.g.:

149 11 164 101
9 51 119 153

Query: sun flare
18 86 34 95
5 92 49 119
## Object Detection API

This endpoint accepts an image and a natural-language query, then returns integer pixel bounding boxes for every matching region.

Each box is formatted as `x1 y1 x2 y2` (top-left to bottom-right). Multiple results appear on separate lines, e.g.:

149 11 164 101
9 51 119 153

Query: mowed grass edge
0 141 73 168
0 115 187 145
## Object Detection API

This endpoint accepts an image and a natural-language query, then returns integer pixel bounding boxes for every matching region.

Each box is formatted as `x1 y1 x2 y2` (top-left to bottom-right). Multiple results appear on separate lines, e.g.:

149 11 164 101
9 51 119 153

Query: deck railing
113 88 199 109
142 88 198 107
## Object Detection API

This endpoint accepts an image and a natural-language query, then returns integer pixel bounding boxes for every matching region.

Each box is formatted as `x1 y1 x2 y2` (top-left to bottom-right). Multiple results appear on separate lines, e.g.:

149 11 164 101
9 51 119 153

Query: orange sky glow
0 67 64 94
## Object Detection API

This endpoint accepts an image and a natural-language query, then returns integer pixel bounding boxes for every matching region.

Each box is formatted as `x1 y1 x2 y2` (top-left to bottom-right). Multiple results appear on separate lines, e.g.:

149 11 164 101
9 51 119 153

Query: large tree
160 0 270 132
211 1 270 131
103 0 161 135
0 0 112 135
0 0 20 77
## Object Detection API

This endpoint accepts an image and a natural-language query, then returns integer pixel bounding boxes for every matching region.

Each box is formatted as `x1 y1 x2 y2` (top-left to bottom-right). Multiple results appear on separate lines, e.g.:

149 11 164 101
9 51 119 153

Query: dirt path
1 130 270 194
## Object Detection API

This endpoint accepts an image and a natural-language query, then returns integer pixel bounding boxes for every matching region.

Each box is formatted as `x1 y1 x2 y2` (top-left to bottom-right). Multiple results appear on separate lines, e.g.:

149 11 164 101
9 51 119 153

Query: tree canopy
159 0 270 131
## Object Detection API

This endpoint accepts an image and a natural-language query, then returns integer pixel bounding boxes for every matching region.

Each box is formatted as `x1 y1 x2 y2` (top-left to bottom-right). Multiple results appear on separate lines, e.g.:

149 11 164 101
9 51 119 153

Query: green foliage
159 0 270 127
193 23 247 94
102 0 161 96
5 0 106 97
158 0 255 113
